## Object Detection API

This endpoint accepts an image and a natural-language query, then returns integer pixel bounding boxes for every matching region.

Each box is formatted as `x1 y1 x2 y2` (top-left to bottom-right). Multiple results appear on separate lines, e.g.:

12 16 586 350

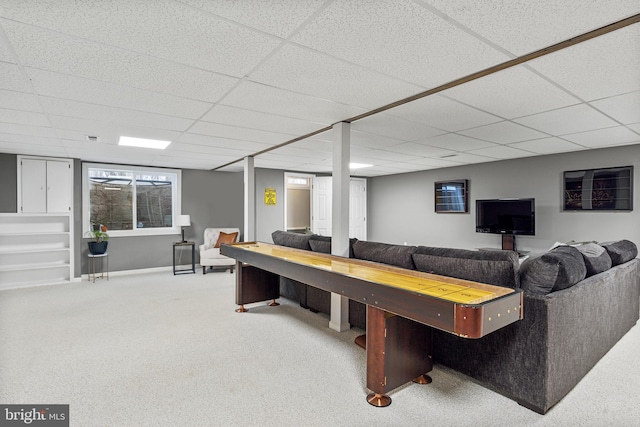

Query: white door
47 160 71 212
21 158 47 213
312 177 367 239
312 177 332 236
349 178 367 240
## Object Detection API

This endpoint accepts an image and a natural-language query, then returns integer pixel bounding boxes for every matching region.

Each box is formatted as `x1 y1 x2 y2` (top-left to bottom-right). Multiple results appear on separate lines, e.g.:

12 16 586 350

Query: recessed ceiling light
118 136 171 149
349 163 373 169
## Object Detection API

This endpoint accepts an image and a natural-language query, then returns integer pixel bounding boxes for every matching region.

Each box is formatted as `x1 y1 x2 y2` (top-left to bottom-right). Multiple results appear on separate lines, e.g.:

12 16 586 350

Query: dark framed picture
563 166 633 211
435 180 468 213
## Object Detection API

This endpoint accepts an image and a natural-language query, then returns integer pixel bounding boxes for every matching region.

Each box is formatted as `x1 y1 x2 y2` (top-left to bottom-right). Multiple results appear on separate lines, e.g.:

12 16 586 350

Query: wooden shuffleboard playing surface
221 241 523 407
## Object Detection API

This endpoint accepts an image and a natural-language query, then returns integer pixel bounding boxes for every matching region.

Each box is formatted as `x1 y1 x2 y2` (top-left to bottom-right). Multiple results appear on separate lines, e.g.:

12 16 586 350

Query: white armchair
199 227 240 274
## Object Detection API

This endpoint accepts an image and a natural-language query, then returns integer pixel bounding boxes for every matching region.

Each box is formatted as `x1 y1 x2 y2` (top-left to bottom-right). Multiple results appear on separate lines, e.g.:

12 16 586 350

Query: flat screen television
476 198 535 236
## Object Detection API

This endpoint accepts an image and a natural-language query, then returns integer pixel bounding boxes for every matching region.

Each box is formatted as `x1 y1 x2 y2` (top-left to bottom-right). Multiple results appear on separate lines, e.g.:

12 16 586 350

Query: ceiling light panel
426 0 640 56
292 0 510 88
118 136 171 149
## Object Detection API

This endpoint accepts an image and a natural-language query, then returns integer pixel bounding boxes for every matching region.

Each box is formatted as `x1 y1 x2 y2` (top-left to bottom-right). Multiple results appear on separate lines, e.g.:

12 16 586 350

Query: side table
173 241 195 275
88 252 109 283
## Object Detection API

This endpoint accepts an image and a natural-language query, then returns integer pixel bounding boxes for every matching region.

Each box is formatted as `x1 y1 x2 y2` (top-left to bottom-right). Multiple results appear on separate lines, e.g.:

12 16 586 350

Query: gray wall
79 169 244 273
0 153 17 212
368 144 640 253
255 168 285 243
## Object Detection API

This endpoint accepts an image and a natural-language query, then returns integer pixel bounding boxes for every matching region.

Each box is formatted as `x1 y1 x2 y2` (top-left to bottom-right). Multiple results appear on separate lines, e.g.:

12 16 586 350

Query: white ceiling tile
167 142 254 159
249 43 423 109
188 121 295 145
459 121 548 144
0 141 67 157
292 0 510 87
529 25 640 101
433 152 499 165
514 104 618 135
406 156 465 168
508 137 585 154
351 130 403 149
387 142 457 158
388 95 503 131
181 0 327 39
222 81 366 123
350 148 420 163
417 133 497 151
26 68 212 119
0 122 57 138
0 107 49 127
0 132 59 146
289 137 333 153
3 21 239 102
201 105 323 136
0 36 16 63
0 89 43 112
628 123 640 133
442 65 581 119
469 145 538 160
177 133 273 153
41 98 194 132
1 0 281 77
561 126 640 148
590 91 640 125
426 0 640 55
0 63 32 92
351 114 445 142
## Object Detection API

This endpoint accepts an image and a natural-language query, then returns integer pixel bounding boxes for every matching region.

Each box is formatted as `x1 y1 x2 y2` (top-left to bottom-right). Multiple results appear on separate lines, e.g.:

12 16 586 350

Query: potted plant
86 224 109 255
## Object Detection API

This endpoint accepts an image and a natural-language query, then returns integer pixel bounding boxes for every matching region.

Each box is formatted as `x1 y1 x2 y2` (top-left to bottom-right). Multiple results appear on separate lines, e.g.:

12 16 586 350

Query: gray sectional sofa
270 230 640 414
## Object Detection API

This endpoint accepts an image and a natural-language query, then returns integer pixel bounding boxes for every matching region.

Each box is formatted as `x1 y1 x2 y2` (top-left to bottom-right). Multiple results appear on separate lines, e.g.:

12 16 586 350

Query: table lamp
176 214 191 242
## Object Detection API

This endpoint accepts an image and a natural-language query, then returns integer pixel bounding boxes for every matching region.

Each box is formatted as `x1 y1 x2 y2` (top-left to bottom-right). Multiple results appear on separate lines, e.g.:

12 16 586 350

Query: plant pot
88 241 108 255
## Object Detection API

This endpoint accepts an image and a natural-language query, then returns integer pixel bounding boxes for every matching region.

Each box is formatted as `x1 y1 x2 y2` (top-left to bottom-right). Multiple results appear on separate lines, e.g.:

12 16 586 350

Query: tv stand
502 234 516 252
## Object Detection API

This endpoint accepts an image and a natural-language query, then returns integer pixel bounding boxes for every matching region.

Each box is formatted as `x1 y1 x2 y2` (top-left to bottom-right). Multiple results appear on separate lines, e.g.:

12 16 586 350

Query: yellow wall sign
264 188 277 205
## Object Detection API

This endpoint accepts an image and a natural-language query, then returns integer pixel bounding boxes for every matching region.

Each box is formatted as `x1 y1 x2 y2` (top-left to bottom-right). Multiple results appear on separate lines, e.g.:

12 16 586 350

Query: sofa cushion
519 246 587 295
214 231 238 248
309 236 356 258
271 230 313 250
352 241 417 270
575 243 611 276
601 240 638 266
412 247 519 288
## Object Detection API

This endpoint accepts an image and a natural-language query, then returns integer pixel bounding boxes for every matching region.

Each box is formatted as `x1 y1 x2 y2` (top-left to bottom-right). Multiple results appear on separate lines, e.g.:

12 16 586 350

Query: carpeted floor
1 271 639 426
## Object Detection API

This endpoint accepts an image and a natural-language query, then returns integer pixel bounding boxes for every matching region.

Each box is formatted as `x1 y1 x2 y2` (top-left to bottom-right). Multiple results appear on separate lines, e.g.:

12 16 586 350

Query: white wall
368 145 640 253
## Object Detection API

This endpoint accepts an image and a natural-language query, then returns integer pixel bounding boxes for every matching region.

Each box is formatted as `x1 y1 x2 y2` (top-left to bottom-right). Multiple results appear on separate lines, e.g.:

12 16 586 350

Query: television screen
476 198 535 236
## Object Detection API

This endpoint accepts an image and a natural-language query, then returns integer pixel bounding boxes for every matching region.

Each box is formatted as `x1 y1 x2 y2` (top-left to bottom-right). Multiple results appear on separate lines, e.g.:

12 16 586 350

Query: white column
329 122 351 332
243 156 255 242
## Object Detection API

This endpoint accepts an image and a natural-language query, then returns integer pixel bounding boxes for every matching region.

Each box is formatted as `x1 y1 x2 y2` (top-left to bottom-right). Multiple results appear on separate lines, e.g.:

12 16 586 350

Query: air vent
86 135 100 142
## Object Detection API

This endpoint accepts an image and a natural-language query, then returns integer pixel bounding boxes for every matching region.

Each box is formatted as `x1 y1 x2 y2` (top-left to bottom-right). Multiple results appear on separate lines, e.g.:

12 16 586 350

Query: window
82 163 182 237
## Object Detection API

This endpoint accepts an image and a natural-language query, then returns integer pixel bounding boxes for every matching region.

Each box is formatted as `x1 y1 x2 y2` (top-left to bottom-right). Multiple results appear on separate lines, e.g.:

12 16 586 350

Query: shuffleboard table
221 241 523 406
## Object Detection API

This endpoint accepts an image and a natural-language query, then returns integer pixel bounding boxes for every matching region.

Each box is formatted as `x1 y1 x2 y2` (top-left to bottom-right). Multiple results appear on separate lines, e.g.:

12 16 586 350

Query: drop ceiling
0 1 638 177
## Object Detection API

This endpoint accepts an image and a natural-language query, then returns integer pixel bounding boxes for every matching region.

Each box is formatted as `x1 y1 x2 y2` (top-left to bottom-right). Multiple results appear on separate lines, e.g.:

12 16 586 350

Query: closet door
20 158 47 213
46 160 71 212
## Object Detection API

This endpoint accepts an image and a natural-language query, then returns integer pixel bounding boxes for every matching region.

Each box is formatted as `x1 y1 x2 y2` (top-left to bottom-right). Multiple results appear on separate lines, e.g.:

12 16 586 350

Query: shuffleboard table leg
268 299 280 306
366 393 391 407
235 304 248 313
413 374 432 384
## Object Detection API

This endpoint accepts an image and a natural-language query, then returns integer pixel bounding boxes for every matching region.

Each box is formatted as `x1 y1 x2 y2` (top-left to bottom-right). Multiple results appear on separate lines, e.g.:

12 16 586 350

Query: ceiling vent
85 135 100 142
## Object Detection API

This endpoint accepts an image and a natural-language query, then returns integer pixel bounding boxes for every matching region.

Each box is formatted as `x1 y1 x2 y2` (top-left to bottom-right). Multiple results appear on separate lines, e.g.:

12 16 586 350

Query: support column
329 122 351 332
243 156 255 242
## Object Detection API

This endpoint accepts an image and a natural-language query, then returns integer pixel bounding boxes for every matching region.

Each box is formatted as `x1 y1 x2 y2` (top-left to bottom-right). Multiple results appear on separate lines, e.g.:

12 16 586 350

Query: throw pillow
352 241 417 269
214 231 238 248
271 230 314 250
519 245 587 295
575 243 611 276
600 240 638 266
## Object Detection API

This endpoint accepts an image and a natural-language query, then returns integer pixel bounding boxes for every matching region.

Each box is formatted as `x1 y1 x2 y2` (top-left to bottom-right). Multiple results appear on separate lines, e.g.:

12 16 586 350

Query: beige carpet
1 271 639 426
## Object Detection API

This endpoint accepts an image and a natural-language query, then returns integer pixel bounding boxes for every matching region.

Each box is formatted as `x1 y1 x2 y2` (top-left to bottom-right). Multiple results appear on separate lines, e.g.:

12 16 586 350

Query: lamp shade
176 214 191 227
